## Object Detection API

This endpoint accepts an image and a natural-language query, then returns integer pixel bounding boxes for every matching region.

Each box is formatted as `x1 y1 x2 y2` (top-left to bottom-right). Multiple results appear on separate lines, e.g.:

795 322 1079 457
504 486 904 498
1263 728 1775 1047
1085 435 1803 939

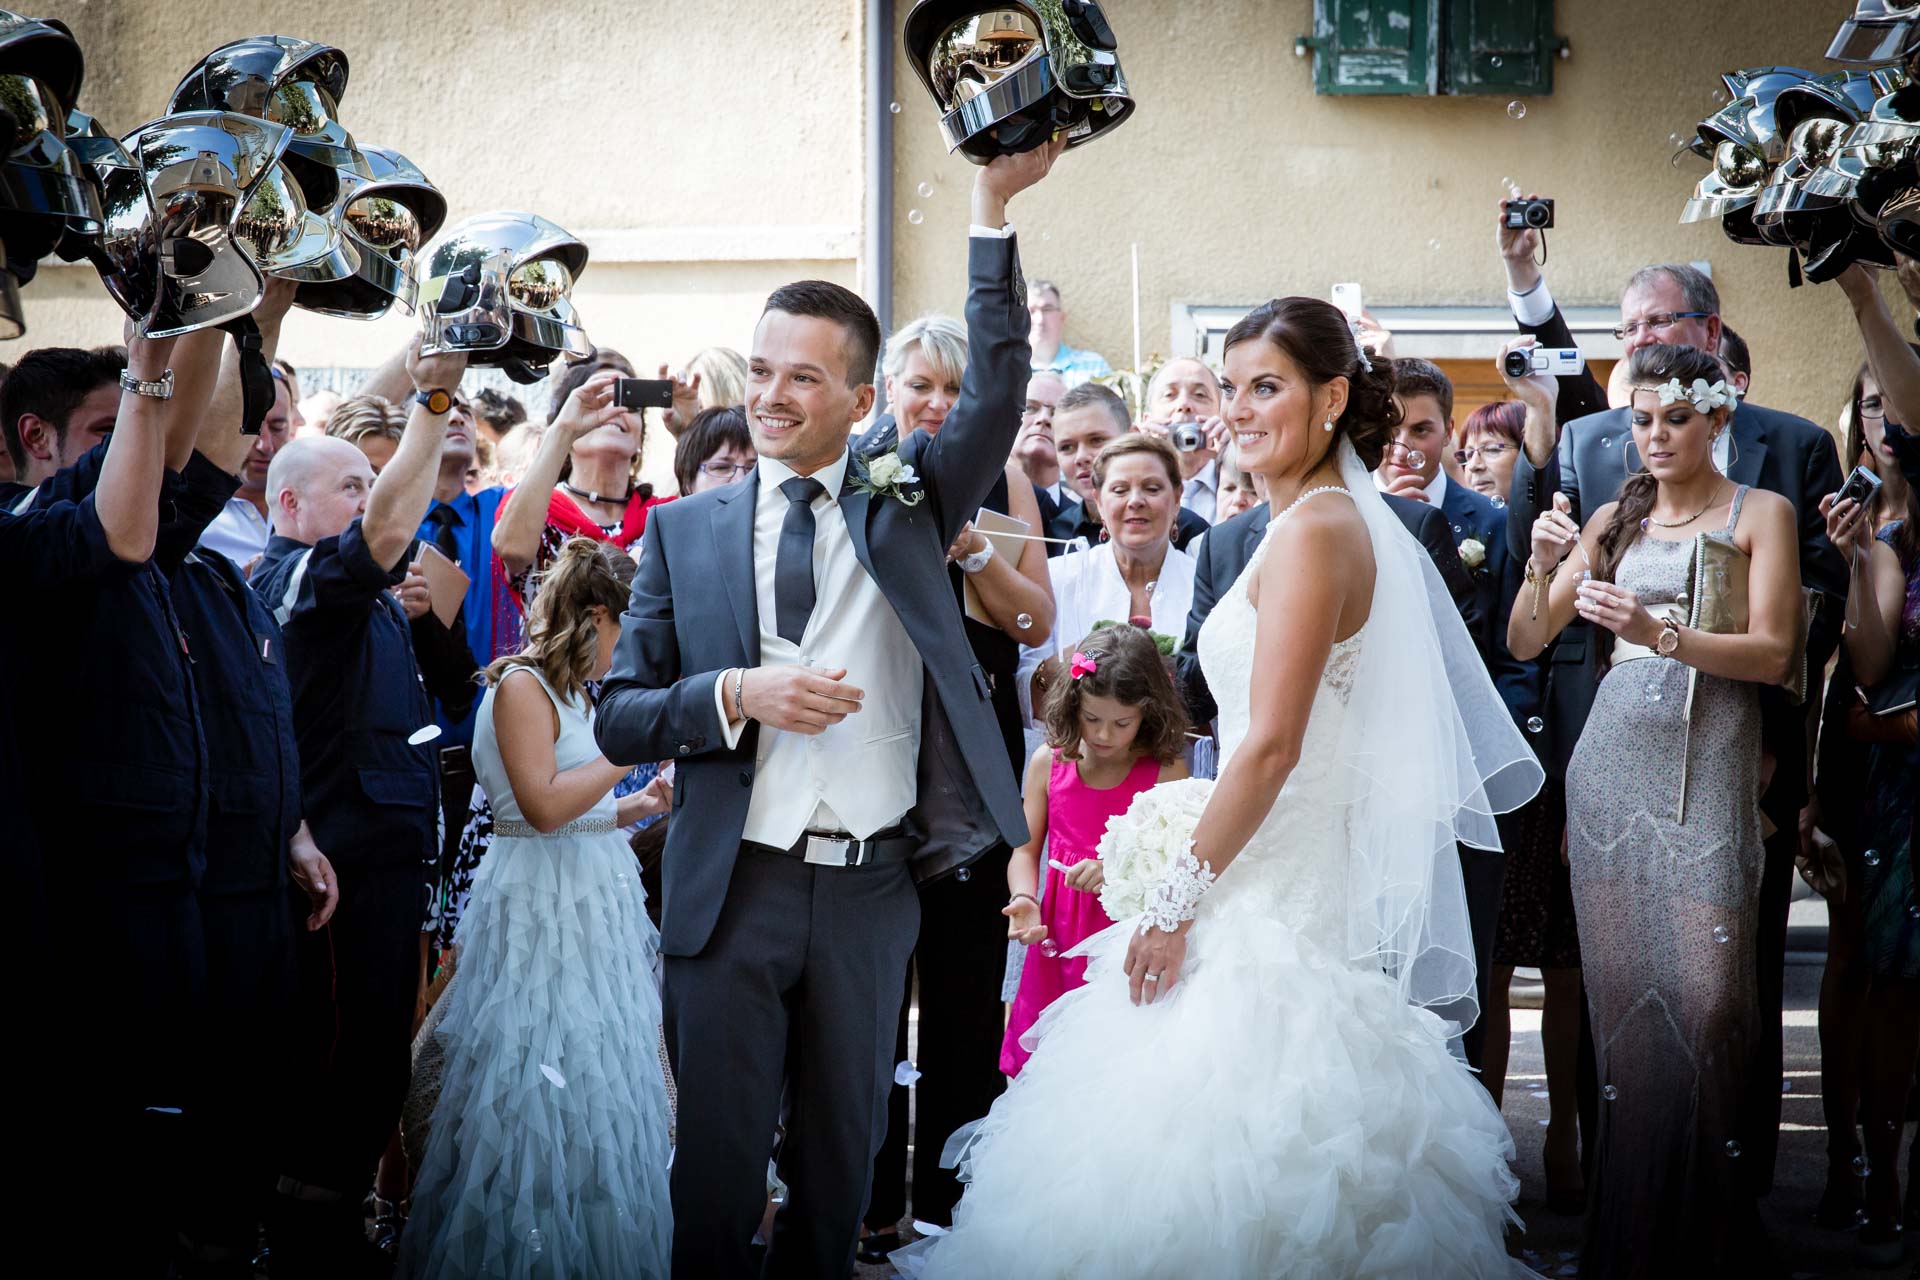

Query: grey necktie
775 476 826 646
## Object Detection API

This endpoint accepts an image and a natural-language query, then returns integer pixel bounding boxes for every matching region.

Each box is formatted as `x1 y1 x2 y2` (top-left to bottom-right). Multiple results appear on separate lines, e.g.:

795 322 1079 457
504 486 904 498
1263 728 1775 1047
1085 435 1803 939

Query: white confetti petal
408 724 443 746
539 1063 567 1089
894 1060 921 1087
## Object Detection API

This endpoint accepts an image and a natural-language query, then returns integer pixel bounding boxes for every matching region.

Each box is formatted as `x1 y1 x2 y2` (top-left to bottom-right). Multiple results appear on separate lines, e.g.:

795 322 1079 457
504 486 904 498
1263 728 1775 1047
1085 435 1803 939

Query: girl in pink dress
1002 624 1189 1076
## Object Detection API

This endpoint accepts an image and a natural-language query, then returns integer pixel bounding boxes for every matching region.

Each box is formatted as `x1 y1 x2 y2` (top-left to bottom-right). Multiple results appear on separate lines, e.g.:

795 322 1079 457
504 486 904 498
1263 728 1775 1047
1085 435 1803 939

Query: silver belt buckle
804 835 855 867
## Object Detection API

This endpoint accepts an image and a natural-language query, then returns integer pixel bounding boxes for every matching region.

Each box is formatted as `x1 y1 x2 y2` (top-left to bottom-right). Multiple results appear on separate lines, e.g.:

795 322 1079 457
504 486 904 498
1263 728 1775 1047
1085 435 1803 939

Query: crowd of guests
4 162 1916 1279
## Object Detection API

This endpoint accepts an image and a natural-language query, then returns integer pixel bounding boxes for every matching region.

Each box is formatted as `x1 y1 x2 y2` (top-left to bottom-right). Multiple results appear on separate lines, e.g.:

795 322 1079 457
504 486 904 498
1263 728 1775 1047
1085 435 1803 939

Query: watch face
420 388 451 414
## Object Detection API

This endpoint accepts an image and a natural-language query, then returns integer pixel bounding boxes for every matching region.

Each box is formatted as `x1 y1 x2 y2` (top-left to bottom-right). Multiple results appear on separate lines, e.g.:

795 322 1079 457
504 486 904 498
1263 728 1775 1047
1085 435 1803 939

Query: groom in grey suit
595 145 1059 1279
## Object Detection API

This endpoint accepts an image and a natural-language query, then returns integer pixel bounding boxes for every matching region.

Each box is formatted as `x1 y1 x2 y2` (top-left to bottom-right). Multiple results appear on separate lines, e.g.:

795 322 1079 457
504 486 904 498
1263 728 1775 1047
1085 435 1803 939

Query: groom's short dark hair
763 280 882 389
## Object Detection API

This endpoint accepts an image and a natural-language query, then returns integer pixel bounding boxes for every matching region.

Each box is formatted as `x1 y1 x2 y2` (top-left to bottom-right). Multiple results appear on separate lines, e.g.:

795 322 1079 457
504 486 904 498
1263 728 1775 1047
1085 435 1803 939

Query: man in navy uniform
252 334 466 1276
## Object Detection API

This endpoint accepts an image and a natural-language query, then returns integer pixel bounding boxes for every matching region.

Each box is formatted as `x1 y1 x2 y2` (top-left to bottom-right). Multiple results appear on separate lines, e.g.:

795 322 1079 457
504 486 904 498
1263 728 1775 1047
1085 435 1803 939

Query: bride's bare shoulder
1248 493 1373 607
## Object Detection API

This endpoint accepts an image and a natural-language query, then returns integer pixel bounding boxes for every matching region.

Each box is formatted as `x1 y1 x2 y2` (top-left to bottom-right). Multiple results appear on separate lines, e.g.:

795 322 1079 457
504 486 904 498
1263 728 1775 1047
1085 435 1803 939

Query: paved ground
860 892 1913 1279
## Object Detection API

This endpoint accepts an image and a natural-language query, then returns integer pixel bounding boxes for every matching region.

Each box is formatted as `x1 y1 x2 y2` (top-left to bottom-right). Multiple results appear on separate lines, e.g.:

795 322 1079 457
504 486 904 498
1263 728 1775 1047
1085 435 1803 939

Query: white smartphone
1331 282 1363 322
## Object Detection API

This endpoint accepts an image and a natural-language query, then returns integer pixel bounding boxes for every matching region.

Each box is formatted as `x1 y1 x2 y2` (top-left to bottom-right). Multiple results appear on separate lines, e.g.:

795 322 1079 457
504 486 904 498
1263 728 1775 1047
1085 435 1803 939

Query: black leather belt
746 825 916 868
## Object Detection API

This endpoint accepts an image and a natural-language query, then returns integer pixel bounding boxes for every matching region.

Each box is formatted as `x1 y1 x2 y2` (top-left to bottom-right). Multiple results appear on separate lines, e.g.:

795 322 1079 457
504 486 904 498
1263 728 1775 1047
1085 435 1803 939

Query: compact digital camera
1503 197 1555 230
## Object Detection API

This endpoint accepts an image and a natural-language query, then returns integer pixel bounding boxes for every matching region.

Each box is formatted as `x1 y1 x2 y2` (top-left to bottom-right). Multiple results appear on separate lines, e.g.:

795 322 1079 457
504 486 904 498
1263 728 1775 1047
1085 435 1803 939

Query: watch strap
959 540 996 574
119 369 175 400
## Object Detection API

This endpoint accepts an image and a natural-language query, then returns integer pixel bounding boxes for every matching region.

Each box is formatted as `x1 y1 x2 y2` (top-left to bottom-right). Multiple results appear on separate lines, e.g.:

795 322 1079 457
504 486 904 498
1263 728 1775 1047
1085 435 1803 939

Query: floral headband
1643 376 1742 415
1069 652 1099 681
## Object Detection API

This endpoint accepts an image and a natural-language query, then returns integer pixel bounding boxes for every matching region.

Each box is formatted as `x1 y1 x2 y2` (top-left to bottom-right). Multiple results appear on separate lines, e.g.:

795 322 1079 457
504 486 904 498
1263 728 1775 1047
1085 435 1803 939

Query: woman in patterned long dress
1508 344 1803 1277
1822 386 1920 1260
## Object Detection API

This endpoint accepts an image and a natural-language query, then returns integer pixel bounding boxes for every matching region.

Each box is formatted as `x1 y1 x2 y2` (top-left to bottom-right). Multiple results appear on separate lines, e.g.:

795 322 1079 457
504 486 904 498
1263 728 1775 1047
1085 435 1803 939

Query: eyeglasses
1454 443 1515 465
1860 396 1887 421
699 461 753 481
1612 311 1711 341
1028 303 1061 315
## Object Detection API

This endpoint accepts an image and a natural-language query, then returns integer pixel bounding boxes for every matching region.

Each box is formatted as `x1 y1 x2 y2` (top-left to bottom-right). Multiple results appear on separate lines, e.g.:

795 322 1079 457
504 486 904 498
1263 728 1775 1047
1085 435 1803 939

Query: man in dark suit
594 145 1055 1280
1502 255 1847 1194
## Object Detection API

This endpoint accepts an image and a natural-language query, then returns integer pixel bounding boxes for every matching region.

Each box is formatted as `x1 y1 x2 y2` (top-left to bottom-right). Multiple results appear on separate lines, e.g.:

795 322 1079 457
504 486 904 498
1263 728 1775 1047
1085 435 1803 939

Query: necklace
1641 483 1727 530
560 479 631 507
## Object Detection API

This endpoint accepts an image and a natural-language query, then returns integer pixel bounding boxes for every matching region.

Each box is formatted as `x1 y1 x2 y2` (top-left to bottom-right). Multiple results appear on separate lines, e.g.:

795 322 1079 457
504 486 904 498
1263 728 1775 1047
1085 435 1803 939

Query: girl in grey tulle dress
399 540 671 1279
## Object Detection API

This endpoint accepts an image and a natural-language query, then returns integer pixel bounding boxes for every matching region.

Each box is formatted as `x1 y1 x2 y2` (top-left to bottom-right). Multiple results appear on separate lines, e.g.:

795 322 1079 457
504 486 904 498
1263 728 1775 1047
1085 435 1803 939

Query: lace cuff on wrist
1139 840 1216 935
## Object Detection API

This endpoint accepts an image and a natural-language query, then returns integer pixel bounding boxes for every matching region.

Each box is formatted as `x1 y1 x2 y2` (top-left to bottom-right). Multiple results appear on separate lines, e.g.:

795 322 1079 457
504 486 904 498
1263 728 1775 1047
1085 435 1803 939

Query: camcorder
1503 197 1555 230
1503 347 1585 378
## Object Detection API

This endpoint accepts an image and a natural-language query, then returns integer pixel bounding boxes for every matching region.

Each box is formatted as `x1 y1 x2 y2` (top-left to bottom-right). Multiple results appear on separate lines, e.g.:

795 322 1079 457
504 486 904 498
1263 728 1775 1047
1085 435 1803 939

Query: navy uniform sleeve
0 496 119 587
265 516 408 628
156 452 244 573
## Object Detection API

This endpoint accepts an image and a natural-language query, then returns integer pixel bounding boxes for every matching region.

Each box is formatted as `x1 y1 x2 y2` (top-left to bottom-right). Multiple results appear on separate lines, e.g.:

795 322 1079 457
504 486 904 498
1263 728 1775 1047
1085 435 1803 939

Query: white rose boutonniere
852 447 925 506
1458 537 1487 572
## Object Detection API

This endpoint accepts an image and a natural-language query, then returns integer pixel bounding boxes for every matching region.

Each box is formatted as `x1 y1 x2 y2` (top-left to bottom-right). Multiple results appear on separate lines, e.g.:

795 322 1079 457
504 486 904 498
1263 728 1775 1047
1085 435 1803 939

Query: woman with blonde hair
399 538 672 1279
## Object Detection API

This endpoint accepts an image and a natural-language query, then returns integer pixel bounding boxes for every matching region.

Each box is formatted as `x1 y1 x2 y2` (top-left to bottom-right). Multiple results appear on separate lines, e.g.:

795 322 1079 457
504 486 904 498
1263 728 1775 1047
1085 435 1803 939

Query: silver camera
1169 421 1207 452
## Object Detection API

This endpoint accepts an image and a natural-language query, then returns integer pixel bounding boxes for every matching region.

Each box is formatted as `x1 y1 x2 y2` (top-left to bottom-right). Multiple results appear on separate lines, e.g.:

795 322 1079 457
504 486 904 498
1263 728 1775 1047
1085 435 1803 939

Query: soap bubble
889 101 902 114
528 1228 545 1255
1508 101 1528 121
1525 716 1545 734
1428 238 1442 251
907 209 924 226
1490 55 1504 68
1907 903 1920 921
1711 89 1729 105
1855 1154 1872 1177
1867 849 1883 866
1711 924 1730 944
1016 613 1034 630
918 181 935 198
1724 1140 1742 1158
1602 1085 1618 1100
955 866 971 882
1040 939 1060 958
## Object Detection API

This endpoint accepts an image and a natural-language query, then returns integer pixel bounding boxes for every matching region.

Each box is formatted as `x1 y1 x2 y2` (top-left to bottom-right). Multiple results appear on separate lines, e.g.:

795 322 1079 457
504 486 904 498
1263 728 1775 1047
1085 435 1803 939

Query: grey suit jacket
1176 493 1480 727
595 236 1030 957
1504 398 1847 787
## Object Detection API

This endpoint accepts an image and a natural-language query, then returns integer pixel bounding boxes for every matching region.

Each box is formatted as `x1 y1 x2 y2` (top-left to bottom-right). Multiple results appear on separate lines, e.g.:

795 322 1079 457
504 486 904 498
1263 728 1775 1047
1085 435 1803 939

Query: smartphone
1331 282 1363 322
1838 463 1884 511
614 378 674 411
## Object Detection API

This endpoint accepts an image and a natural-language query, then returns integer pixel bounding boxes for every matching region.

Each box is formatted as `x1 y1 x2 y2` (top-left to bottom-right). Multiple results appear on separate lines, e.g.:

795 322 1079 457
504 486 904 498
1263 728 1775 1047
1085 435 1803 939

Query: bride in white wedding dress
899 298 1545 1279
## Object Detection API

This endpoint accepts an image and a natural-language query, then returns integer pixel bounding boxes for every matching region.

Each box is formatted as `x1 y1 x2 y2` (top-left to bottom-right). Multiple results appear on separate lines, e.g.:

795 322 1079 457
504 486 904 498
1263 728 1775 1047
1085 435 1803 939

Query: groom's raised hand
732 665 866 735
970 134 1067 230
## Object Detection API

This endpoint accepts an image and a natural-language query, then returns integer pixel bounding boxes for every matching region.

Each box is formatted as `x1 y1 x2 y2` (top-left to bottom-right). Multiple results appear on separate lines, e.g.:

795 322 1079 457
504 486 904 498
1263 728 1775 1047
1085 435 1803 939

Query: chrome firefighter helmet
1681 67 1816 246
1751 70 1896 277
0 10 100 338
904 0 1134 163
419 211 591 384
1829 1 1920 67
294 145 445 319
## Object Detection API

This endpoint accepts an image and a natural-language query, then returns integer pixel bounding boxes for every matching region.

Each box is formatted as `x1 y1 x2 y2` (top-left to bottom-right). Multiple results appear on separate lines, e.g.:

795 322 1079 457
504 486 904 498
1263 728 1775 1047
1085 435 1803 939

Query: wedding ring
1143 973 1161 983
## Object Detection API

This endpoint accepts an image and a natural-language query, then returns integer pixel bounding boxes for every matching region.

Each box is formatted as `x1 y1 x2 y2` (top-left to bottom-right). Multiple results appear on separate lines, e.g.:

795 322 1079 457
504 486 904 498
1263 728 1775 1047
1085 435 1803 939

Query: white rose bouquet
1096 777 1215 923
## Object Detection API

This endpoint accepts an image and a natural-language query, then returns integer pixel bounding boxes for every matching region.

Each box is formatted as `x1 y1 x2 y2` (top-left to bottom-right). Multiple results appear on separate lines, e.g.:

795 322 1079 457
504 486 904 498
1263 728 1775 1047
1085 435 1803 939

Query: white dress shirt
1182 459 1219 524
1015 541 1198 751
714 450 925 850
198 495 272 568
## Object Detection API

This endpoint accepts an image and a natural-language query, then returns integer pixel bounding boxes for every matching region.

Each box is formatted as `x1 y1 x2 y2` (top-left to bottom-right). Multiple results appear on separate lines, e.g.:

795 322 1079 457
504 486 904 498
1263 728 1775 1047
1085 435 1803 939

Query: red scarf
497 485 675 612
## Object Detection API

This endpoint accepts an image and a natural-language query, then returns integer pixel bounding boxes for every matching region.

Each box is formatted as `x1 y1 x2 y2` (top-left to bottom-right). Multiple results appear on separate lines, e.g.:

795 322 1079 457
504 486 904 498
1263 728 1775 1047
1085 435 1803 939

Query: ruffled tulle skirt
897 881 1527 1280
397 829 672 1279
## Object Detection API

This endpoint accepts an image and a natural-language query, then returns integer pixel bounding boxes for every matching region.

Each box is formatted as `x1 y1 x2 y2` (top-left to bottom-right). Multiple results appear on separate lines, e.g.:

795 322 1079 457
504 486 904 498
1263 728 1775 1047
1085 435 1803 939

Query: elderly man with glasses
1495 207 1848 1200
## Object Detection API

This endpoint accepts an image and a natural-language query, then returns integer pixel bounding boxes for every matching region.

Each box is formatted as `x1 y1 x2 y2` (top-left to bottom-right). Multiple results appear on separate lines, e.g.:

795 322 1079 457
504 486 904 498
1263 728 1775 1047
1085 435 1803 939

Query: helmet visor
1828 6 1920 64
926 10 1046 113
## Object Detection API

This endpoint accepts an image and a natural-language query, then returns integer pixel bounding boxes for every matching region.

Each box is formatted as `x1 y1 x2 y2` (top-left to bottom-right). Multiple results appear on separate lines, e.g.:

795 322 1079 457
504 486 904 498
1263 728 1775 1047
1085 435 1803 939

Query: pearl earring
1322 419 1334 433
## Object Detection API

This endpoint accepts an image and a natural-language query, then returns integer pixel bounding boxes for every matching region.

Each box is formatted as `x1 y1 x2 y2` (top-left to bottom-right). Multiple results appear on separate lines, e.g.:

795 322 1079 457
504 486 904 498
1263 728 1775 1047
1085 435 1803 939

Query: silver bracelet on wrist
732 667 749 723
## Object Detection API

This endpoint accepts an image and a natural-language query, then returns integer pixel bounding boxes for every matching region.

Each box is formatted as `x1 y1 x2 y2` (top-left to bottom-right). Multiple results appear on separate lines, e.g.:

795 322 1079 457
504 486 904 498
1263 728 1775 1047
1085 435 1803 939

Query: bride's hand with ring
1124 921 1189 1006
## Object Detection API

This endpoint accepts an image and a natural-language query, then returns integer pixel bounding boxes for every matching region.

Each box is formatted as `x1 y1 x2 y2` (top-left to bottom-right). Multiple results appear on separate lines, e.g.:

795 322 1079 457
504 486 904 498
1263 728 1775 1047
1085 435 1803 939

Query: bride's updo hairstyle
1220 297 1400 471
483 537 636 701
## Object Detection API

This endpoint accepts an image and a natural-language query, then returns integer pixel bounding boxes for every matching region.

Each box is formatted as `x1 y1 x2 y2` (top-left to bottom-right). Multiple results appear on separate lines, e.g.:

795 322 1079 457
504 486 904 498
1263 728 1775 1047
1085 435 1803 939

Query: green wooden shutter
1304 0 1440 97
1301 0 1564 97
1447 0 1565 96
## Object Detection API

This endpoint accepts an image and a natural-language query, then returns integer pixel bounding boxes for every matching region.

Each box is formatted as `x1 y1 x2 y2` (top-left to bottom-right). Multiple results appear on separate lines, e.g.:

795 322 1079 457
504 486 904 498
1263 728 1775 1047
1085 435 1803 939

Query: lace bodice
1196 488 1363 947
473 666 615 830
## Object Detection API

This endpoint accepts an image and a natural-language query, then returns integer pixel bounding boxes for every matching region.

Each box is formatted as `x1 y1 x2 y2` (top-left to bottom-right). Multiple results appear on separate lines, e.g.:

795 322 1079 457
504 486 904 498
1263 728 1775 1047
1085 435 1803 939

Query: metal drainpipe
865 0 894 412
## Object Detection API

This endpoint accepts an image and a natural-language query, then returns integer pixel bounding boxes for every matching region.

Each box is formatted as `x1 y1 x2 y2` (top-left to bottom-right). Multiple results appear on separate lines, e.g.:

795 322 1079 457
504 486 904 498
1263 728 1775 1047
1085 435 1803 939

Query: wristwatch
958 540 995 575
119 369 175 400
1655 618 1682 657
414 387 454 415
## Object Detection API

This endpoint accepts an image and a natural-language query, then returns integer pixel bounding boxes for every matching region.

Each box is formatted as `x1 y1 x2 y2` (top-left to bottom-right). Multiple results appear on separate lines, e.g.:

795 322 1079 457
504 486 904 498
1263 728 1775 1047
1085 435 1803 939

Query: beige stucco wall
891 0 1877 434
7 0 869 491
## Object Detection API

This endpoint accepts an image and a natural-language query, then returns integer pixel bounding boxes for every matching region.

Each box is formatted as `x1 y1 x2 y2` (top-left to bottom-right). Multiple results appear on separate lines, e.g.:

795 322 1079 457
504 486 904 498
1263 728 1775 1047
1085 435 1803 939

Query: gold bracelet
1525 559 1557 620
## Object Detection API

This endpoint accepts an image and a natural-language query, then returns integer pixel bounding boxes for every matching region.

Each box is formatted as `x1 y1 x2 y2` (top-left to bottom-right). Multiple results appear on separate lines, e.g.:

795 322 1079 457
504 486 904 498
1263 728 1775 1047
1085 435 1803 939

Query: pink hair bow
1069 652 1098 681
